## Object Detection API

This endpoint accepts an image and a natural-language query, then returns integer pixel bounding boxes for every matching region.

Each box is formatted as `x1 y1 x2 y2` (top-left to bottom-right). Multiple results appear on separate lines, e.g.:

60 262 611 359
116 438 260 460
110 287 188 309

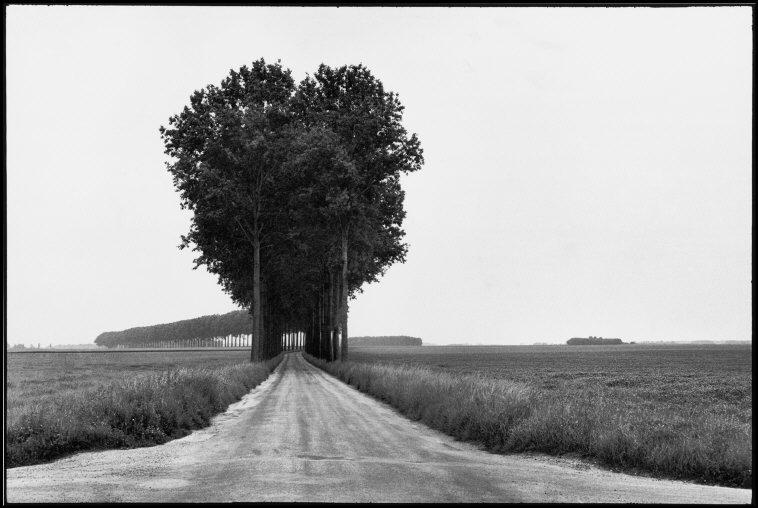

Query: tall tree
293 64 424 360
160 60 423 363
160 59 295 361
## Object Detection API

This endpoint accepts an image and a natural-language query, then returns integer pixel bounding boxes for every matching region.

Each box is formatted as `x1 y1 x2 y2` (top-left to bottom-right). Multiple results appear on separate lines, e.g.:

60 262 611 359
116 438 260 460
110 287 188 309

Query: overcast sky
6 6 752 346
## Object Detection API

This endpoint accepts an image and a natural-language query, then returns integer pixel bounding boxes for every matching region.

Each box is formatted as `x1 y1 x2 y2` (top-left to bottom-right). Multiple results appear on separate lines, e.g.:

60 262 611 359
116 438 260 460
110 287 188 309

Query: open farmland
318 343 751 488
6 349 274 467
6 349 252 407
8 353 751 503
348 343 751 395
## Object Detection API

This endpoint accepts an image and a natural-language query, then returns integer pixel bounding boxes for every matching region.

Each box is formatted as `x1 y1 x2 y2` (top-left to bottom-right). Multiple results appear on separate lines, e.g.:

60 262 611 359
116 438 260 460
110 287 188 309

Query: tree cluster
567 337 624 345
160 59 423 362
94 310 253 348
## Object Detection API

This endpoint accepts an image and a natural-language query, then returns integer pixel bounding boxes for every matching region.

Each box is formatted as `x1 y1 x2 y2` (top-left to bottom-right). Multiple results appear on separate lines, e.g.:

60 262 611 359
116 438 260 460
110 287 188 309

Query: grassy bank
6 355 281 468
305 352 751 488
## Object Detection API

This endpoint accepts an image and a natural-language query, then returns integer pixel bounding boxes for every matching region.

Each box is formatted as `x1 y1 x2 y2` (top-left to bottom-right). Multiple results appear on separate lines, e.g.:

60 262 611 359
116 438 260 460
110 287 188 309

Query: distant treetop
567 337 624 345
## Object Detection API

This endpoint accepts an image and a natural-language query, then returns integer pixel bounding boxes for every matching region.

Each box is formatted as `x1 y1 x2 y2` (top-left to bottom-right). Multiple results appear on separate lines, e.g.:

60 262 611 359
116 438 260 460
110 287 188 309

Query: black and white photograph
3 4 752 503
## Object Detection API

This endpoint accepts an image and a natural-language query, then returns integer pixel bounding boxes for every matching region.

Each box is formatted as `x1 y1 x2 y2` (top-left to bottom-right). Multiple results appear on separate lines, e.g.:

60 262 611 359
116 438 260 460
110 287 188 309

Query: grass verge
305 354 750 488
6 355 282 467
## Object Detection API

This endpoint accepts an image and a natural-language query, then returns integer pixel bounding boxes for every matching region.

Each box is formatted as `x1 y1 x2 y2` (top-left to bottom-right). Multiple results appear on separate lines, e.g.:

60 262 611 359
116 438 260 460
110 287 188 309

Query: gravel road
5 353 752 503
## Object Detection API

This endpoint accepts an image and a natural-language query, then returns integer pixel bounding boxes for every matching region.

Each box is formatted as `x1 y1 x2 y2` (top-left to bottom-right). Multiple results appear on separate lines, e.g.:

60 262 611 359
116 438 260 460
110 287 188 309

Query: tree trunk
318 289 324 359
264 296 271 358
263 291 269 359
251 232 261 362
313 303 318 355
340 231 349 361
311 307 317 355
322 285 329 359
330 270 339 361
323 284 330 360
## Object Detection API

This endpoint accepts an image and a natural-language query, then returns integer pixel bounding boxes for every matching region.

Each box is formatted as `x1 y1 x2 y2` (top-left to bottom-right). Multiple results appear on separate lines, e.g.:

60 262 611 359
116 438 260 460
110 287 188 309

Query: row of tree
160 59 423 362
94 310 253 348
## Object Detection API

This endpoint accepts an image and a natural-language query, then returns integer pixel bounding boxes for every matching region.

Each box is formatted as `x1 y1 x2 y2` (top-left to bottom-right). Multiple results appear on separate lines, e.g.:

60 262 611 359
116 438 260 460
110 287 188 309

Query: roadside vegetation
6 353 281 468
305 344 751 488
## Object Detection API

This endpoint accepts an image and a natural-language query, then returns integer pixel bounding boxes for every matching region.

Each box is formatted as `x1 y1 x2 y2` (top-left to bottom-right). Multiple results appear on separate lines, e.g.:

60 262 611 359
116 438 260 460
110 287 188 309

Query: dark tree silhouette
158 59 423 362
94 310 254 348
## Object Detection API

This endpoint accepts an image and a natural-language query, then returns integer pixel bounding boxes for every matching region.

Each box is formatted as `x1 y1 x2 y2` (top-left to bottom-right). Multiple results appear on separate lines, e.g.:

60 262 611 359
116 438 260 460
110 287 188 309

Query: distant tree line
94 310 255 348
159 58 423 362
567 337 624 345
7 343 43 350
349 336 422 347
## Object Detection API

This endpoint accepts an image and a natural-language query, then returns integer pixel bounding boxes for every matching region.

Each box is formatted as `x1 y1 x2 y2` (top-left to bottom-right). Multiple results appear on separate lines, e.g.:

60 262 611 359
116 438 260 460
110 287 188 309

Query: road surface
5 353 752 503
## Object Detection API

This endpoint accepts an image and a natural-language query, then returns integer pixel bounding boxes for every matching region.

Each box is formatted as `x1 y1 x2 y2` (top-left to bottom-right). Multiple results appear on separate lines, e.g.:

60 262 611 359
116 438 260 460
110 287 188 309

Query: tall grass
306 354 751 488
6 356 281 468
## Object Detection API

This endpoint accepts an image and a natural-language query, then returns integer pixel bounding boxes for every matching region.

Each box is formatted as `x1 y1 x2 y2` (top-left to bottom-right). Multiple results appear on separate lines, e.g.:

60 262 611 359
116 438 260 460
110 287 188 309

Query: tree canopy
160 59 423 362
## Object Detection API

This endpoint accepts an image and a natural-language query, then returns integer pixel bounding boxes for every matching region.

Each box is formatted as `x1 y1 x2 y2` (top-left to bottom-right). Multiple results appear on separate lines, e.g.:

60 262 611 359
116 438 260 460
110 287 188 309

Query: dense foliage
160 59 423 361
94 311 253 348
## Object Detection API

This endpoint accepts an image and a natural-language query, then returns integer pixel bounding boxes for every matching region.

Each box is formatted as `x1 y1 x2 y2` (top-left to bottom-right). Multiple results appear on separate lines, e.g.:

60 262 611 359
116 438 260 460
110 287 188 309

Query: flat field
5 349 266 467
341 343 751 487
6 349 251 412
348 344 751 401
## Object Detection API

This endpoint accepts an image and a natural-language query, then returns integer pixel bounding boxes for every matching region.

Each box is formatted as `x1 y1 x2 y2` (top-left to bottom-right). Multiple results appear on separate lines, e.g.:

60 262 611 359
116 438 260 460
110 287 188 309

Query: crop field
348 344 751 400
6 349 252 408
6 349 272 467
315 343 751 488
7 345 752 488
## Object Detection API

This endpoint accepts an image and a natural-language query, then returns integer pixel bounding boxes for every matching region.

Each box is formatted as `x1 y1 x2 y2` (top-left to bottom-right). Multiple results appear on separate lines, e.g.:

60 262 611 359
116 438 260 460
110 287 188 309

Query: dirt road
5 353 752 503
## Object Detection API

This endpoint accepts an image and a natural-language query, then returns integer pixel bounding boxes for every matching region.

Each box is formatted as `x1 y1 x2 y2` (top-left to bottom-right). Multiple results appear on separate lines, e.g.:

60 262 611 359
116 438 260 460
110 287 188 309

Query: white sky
6 6 752 346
